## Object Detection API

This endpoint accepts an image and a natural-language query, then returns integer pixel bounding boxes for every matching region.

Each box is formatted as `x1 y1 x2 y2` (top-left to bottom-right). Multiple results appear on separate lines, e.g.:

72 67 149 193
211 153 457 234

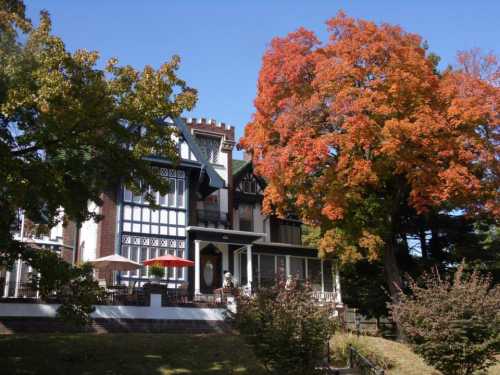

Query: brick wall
96 189 118 281
185 117 235 141
61 220 76 264
97 190 118 258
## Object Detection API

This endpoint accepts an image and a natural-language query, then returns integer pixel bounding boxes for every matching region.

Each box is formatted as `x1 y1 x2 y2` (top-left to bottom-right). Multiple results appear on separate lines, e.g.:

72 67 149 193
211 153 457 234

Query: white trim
246 245 253 289
0 302 226 321
186 226 266 238
253 240 316 250
194 240 201 295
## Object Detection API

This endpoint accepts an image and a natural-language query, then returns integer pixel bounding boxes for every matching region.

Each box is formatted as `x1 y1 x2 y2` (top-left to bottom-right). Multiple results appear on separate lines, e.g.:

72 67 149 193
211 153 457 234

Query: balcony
196 209 229 228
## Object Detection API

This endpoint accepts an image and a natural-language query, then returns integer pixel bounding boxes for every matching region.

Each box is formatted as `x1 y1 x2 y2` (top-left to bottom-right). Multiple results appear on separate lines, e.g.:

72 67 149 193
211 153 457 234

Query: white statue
223 271 234 289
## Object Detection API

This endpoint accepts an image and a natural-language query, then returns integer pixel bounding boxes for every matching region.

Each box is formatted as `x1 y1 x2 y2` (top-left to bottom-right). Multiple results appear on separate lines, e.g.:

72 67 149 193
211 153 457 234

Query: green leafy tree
0 1 196 323
390 263 500 375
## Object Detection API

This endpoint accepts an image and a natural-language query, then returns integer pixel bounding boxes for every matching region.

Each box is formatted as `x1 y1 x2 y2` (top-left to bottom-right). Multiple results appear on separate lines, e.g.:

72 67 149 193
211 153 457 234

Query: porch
188 226 342 305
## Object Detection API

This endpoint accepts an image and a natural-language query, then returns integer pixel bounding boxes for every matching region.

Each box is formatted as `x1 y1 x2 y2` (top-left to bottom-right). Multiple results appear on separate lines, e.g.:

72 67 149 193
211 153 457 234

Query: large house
2 117 341 303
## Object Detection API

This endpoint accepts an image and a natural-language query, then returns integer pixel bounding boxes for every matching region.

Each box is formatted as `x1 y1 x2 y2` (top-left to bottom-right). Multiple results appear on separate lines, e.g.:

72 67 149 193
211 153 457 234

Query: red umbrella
143 255 194 290
143 254 194 267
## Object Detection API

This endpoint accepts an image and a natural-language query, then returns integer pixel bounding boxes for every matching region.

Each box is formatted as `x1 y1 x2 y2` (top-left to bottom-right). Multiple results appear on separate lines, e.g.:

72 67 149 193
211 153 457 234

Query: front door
200 245 222 293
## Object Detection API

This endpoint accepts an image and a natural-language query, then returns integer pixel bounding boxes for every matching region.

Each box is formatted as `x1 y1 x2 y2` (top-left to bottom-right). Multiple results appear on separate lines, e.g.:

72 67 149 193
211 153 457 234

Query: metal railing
348 345 384 375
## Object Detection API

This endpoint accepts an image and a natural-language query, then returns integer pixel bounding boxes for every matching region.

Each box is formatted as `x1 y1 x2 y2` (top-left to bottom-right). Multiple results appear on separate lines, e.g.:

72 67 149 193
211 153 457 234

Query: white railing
311 291 337 302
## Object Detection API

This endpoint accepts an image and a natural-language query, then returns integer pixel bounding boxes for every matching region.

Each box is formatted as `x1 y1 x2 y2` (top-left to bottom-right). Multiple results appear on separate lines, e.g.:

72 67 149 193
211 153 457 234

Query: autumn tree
0 1 196 320
241 12 499 303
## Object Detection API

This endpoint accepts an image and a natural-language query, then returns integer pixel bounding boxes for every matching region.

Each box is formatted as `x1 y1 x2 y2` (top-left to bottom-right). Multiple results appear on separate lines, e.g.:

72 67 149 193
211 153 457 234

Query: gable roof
232 158 266 190
153 117 225 194
232 159 250 177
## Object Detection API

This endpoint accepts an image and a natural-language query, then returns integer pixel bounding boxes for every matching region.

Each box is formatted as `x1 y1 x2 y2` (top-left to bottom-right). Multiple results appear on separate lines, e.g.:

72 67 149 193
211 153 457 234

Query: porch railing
1 282 39 299
311 291 337 302
348 345 384 375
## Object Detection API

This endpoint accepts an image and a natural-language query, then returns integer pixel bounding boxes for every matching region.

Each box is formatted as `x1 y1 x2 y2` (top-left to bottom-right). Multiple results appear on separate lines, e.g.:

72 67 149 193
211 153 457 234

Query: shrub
149 263 165 279
229 281 336 375
390 263 500 375
29 251 104 326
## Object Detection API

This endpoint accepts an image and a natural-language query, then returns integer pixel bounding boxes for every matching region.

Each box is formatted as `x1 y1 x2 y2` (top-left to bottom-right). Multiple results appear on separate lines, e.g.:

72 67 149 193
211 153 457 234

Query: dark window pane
308 259 322 291
260 255 275 287
290 257 305 280
323 261 333 292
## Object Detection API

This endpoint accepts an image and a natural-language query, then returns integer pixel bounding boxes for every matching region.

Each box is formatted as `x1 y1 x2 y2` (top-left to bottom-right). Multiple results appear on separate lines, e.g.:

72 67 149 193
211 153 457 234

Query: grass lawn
0 333 267 375
330 333 440 375
331 333 500 375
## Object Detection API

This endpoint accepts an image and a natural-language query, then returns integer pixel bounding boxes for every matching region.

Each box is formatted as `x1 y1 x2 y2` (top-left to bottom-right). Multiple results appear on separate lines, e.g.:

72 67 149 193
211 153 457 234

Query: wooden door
200 249 222 293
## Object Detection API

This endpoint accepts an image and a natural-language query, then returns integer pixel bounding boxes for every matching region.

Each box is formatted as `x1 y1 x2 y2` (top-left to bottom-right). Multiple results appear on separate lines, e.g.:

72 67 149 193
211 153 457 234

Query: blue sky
26 1 499 158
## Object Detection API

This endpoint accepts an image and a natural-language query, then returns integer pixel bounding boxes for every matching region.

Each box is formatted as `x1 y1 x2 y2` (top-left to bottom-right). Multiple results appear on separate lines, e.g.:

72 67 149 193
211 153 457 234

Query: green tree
0 1 196 322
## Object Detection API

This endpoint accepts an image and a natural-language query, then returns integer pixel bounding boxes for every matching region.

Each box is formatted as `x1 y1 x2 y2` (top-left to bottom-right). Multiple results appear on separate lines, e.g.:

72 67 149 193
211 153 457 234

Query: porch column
194 240 201 295
334 261 342 304
233 250 240 286
3 270 11 297
320 259 325 293
246 244 253 289
13 258 22 298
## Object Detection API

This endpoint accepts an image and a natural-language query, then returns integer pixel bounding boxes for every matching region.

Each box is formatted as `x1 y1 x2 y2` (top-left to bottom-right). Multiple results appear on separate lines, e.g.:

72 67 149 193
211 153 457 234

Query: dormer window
241 175 257 194
196 135 220 164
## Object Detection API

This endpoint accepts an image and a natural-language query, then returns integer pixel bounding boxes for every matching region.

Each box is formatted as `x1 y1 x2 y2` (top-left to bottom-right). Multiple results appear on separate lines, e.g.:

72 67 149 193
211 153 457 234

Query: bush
390 263 500 375
229 281 336 375
28 250 105 326
149 263 165 279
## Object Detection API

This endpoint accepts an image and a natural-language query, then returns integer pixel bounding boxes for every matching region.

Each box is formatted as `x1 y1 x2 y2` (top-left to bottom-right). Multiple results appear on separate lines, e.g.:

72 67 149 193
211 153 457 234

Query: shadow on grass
0 333 267 375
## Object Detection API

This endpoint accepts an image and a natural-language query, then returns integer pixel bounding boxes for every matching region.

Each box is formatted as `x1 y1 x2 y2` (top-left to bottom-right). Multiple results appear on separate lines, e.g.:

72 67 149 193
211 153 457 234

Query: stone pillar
194 240 201 295
246 244 253 289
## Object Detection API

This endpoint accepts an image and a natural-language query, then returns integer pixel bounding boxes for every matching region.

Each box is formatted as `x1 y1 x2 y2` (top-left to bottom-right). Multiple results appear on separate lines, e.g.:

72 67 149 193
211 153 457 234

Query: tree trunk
384 241 403 303
384 240 404 340
419 227 428 259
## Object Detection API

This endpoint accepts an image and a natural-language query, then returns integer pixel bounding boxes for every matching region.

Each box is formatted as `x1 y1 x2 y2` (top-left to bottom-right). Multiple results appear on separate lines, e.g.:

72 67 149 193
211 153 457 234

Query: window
290 257 305 281
260 255 275 287
120 235 186 281
322 261 334 292
308 259 322 291
121 168 186 236
239 204 253 231
271 218 301 245
240 174 258 194
197 135 220 164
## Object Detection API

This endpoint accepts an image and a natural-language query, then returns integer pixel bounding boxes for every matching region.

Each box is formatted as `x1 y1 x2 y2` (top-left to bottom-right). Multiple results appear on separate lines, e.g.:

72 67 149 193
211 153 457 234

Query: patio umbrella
88 254 142 271
143 254 194 288
143 254 194 268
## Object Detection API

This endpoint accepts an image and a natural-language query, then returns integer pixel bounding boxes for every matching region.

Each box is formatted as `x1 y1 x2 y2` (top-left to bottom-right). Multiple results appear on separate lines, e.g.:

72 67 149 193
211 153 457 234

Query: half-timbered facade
2 117 341 303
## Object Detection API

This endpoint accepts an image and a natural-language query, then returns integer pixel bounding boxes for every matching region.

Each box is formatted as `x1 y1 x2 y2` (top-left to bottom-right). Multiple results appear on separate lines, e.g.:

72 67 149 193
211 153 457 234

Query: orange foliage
241 12 499 262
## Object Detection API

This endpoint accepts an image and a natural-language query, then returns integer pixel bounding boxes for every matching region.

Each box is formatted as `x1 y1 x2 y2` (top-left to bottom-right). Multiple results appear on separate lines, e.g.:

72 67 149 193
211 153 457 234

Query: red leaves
241 12 500 241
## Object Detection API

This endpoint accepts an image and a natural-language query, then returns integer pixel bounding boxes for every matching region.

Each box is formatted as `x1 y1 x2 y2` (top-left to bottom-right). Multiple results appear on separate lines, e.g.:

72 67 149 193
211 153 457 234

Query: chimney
243 151 252 162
